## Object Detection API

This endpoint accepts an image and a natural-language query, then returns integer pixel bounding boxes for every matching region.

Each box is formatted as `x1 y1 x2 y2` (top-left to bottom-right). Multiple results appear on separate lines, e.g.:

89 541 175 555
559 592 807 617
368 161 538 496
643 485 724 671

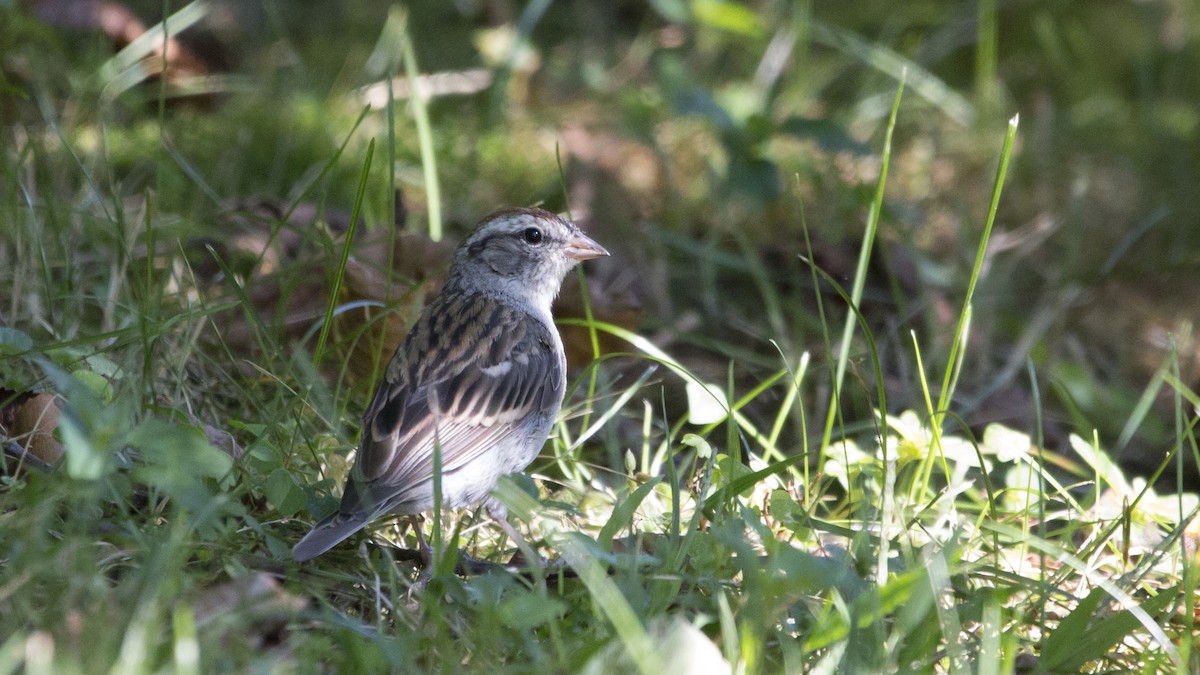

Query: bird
292 207 609 562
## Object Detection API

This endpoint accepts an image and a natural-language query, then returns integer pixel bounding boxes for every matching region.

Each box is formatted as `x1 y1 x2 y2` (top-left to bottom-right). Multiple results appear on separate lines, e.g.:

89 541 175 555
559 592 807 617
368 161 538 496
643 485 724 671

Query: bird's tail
292 511 370 562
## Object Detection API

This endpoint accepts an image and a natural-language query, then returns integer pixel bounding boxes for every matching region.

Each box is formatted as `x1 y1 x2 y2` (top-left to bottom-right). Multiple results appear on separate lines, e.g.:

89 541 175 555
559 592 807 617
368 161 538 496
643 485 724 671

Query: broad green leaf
61 413 105 480
266 468 307 516
498 593 567 631
71 369 112 403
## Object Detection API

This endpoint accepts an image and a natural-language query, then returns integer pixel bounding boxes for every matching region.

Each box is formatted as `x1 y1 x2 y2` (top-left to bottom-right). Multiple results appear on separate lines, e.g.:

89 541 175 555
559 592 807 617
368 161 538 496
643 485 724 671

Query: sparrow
292 207 609 562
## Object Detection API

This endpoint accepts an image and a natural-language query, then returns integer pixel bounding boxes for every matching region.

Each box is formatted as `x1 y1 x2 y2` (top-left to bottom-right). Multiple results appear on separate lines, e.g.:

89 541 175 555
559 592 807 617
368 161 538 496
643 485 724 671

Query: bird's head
448 208 609 313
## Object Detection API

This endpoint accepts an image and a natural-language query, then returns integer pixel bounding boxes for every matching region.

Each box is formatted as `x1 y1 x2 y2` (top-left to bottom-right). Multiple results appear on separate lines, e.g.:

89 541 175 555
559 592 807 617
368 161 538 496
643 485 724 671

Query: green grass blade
552 533 663 675
935 115 1018 420
396 8 441 241
821 74 903 464
313 138 374 368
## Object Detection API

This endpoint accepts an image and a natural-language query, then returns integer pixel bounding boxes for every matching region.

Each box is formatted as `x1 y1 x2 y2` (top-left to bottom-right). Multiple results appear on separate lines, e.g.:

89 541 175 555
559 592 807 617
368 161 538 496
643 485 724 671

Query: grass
2 2 1200 673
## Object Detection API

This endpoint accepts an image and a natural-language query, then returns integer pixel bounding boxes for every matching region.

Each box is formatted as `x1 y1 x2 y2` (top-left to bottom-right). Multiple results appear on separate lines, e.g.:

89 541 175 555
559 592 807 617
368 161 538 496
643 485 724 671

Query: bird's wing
345 292 564 516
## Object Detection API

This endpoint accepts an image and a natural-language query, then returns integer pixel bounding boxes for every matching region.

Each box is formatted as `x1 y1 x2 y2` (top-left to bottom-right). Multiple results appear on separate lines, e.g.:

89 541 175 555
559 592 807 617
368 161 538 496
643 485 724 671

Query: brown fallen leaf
1 389 63 469
192 571 307 651
200 419 244 461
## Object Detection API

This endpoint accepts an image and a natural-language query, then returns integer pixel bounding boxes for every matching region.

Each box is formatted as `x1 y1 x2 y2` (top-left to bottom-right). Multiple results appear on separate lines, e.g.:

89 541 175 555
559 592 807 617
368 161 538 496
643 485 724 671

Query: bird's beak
564 232 610 261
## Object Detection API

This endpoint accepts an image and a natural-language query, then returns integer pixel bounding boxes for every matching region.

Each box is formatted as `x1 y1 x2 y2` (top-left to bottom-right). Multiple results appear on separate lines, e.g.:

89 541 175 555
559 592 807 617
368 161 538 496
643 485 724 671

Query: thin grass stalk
820 74 904 468
397 9 441 241
671 432 719 571
1023 358 1051 637
640 400 653 474
138 191 157 410
794 190 828 500
557 144 603 477
664 398 682 551
313 139 374 367
765 348 809 478
909 332 952 504
803 261 889 506
651 415 690 479
371 8 403 408
934 115 1018 420
430 433 445 577
1116 355 1169 452
1172 340 1199 662
155 0 170 131
724 363 740 519
877 431 896 588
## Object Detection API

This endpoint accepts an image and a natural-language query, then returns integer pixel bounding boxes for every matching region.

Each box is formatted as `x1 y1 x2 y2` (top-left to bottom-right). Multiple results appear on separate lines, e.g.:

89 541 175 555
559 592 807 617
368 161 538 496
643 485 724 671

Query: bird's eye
521 227 544 245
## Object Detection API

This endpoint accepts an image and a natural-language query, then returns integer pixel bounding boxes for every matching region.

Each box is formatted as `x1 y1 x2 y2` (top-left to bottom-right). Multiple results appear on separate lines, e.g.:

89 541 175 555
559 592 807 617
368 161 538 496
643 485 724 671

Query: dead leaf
200 420 244 461
1 389 63 469
193 572 307 650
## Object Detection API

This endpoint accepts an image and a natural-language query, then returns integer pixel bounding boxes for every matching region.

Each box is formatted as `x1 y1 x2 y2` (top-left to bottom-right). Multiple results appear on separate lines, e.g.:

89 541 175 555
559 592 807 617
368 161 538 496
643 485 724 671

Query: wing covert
340 292 565 517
